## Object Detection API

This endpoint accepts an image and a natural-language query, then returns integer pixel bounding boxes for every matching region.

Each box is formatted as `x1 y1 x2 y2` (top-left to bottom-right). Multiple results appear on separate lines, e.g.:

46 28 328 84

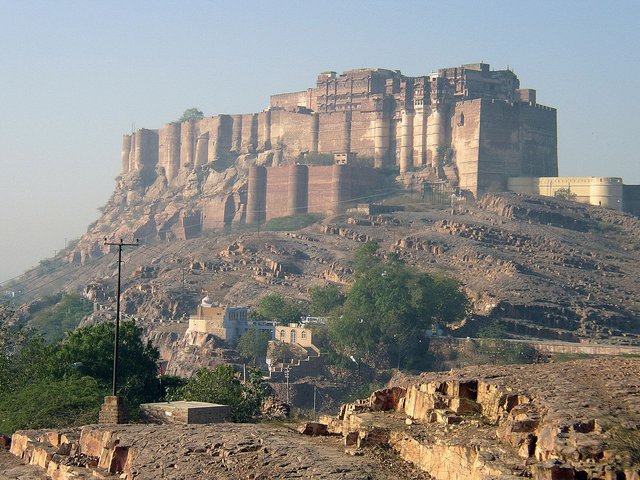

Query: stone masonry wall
119 65 559 202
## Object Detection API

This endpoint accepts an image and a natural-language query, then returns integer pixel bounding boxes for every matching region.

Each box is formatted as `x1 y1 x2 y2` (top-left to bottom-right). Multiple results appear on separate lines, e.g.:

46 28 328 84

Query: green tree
0 313 105 435
169 365 269 421
554 187 577 200
0 376 105 435
329 241 468 369
51 320 160 406
178 108 204 122
0 312 53 394
237 328 270 364
0 317 162 435
309 285 344 316
253 294 304 325
354 240 381 274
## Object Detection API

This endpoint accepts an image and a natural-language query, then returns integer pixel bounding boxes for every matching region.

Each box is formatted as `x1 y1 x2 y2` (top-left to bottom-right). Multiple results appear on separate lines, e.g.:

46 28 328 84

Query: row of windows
279 329 307 339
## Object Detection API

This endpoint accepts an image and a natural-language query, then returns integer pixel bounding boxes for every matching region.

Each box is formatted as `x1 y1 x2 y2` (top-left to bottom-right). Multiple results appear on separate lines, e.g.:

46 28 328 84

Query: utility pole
313 385 317 420
284 365 291 404
103 238 139 396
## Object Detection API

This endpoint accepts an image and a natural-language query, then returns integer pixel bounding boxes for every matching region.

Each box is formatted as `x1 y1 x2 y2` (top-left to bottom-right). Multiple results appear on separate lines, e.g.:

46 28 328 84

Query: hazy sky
1 0 639 284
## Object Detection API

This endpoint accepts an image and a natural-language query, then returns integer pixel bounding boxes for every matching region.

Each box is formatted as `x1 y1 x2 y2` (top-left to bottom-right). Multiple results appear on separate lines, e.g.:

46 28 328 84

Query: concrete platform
140 401 231 424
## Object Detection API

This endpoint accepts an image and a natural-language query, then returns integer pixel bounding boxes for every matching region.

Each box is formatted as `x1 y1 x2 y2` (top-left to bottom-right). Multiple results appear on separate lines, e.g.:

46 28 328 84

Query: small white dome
201 295 212 306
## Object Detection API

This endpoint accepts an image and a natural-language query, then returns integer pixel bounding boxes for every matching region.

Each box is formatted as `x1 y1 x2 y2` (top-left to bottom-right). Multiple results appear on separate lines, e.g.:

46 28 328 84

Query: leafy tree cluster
236 328 270 365
0 319 160 435
251 294 304 325
309 285 344 316
327 241 469 369
554 187 577 200
167 365 269 422
51 321 161 407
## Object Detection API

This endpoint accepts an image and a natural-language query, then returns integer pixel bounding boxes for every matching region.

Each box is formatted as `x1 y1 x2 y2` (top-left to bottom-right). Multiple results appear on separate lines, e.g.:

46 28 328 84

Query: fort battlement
120 63 558 197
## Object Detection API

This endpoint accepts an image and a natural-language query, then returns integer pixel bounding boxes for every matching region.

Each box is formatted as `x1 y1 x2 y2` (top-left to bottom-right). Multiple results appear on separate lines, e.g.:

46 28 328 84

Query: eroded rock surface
11 192 640 377
9 423 431 480
323 357 640 480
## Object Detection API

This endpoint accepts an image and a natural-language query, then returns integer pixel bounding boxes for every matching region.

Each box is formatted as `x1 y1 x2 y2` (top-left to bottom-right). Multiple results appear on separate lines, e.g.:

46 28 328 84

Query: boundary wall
508 176 624 211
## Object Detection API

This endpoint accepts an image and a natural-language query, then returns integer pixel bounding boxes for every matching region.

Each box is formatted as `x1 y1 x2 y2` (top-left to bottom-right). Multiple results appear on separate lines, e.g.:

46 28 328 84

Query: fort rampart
247 164 383 221
508 176 624 211
119 63 558 197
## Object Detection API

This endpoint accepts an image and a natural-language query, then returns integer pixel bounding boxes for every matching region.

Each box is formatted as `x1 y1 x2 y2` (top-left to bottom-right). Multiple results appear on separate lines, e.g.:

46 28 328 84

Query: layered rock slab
9 423 431 480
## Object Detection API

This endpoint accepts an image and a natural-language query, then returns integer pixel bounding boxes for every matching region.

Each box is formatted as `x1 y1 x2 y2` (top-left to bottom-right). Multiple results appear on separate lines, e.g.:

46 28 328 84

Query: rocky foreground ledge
6 357 640 479
6 422 430 480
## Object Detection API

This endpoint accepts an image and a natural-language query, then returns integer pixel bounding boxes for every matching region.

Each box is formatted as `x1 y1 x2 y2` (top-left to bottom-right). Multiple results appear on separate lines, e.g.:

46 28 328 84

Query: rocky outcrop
146 326 242 377
320 357 640 480
320 224 371 242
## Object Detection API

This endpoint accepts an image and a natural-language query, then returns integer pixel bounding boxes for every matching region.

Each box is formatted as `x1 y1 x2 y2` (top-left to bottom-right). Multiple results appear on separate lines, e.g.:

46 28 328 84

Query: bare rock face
69 153 256 265
323 357 640 480
260 396 290 420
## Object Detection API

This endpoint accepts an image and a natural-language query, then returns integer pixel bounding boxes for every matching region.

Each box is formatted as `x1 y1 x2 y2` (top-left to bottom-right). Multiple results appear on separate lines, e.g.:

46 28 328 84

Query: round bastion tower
426 106 445 168
590 177 623 210
399 110 414 173
287 164 309 216
246 165 267 224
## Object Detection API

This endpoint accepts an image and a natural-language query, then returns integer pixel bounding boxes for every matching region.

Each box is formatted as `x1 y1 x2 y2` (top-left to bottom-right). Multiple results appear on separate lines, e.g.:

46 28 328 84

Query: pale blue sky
1 0 638 283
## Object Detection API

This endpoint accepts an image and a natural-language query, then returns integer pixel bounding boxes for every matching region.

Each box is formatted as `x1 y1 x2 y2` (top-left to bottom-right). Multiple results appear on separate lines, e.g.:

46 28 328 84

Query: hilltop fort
50 64 639 338
121 63 558 197
117 63 638 234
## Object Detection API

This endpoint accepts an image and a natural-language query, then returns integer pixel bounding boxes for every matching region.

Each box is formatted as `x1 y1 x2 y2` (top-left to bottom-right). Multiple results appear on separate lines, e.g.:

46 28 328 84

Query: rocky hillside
8 179 640 350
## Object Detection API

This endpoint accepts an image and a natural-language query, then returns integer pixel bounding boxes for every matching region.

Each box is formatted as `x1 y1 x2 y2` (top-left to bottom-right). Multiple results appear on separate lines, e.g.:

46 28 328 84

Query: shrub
0 376 105 435
168 365 269 422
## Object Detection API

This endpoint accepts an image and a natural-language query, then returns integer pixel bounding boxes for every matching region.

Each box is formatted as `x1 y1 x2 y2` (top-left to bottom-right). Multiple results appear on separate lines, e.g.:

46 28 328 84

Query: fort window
457 112 465 126
280 330 285 339
301 331 307 339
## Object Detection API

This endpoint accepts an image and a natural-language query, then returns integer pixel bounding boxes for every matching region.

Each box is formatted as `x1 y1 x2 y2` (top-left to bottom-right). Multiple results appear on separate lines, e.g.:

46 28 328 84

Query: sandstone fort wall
477 99 557 193
244 164 383 222
120 64 560 198
307 165 336 215
450 100 482 194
